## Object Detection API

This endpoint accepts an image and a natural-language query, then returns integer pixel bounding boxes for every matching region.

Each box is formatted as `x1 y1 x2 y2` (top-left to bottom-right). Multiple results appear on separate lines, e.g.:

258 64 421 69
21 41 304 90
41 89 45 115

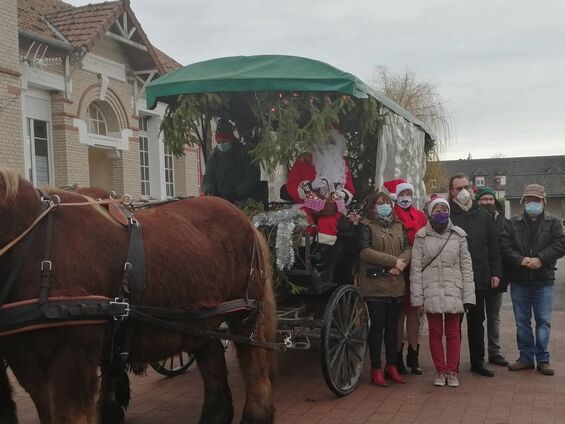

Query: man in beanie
500 184 565 375
384 179 427 375
448 174 502 377
202 118 264 203
475 186 509 366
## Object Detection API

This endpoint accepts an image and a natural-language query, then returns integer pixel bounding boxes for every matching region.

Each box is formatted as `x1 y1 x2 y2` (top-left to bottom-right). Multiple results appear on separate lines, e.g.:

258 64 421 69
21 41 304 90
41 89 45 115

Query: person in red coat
286 127 355 262
384 179 428 375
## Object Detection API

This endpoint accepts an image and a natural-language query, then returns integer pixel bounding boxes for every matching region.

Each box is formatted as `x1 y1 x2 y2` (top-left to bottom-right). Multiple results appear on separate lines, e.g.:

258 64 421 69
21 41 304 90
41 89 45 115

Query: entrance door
88 147 111 190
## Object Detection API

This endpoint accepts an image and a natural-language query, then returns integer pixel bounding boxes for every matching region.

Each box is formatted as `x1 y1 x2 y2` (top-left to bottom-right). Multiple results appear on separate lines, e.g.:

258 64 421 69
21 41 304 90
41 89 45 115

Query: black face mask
431 221 448 233
480 204 497 215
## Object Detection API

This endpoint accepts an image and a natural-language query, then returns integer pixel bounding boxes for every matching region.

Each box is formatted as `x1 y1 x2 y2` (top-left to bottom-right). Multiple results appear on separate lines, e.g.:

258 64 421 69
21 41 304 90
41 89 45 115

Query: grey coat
410 222 475 314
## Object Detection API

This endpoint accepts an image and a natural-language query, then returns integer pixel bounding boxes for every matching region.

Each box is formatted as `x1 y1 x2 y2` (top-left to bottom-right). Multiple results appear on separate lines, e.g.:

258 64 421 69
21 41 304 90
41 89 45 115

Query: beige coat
358 219 412 298
410 222 475 314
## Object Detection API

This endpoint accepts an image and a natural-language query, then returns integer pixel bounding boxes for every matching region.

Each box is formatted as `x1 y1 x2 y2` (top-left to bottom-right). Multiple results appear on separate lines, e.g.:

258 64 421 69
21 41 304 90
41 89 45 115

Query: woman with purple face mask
410 195 475 388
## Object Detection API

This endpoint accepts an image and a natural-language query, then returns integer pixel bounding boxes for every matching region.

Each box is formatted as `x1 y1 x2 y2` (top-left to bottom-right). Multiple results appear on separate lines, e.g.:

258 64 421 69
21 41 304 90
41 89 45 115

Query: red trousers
427 313 462 373
301 206 341 245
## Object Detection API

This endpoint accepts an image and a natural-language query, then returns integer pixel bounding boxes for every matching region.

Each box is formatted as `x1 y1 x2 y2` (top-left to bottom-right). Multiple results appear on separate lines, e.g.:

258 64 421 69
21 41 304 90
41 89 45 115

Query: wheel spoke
346 297 360 333
347 342 364 362
179 353 184 367
329 340 346 371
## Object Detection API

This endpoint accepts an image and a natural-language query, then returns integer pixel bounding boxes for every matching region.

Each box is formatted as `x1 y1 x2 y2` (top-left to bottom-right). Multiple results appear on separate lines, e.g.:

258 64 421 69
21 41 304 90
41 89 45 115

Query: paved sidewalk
10 304 565 424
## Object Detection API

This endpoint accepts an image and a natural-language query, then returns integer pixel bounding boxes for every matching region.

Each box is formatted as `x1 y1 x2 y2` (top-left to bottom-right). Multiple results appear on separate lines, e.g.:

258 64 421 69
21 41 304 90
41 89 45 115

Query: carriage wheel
150 351 195 377
320 285 368 396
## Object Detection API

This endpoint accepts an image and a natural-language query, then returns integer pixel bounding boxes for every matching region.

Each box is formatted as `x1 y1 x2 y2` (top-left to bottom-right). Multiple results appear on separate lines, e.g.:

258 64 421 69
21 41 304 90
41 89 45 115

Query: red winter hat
383 179 414 201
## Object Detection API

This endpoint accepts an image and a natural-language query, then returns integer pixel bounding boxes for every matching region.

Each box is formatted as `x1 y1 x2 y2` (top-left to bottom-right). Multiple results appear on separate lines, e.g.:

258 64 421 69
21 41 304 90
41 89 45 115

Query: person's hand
348 212 360 225
528 257 543 269
521 257 532 267
395 259 407 272
464 303 473 312
416 305 424 314
490 276 500 288
388 268 401 276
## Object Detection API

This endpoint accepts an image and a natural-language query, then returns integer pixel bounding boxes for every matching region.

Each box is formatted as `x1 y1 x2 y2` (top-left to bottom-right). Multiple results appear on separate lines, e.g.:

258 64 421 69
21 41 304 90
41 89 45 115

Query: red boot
371 368 388 387
384 364 406 384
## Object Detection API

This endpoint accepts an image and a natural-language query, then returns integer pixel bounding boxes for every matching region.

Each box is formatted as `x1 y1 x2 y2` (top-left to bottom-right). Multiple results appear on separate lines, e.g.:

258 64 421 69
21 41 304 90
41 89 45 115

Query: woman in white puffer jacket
411 196 475 388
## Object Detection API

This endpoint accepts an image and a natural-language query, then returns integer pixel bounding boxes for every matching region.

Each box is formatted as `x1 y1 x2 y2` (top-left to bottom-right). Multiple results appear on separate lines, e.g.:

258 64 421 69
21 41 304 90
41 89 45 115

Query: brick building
0 0 201 199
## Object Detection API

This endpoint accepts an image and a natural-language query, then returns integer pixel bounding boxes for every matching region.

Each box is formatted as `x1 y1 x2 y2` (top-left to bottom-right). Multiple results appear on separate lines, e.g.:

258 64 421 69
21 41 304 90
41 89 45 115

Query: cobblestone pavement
10 260 565 424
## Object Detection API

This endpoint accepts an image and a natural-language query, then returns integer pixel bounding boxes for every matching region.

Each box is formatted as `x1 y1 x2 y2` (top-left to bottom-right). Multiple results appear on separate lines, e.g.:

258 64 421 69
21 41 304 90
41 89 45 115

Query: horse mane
0 167 20 202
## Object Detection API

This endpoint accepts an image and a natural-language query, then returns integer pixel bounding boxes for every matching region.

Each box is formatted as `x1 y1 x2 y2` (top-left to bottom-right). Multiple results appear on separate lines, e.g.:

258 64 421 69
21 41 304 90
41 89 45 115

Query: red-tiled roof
153 47 182 73
45 1 123 50
17 0 73 40
17 0 182 74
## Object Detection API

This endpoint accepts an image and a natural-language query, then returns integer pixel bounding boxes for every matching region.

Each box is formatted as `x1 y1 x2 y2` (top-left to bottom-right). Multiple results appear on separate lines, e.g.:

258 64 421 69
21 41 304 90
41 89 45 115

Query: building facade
428 155 565 220
0 0 201 199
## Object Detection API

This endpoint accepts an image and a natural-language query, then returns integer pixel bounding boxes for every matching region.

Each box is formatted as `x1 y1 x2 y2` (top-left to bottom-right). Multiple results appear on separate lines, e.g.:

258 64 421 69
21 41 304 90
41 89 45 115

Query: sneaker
508 360 535 371
433 371 446 386
488 355 509 367
537 363 554 376
446 372 459 387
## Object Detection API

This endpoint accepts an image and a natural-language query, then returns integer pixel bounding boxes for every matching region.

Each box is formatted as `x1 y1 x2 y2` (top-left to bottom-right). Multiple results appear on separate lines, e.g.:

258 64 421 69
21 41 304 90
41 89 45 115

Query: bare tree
372 66 454 157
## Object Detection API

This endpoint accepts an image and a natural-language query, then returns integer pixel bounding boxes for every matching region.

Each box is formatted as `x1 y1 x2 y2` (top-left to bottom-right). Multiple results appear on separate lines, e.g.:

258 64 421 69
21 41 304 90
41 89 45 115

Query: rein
0 195 128 258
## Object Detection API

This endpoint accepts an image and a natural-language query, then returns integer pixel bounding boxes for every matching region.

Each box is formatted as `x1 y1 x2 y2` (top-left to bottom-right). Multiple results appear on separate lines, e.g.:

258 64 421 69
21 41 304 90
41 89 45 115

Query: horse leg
97 360 130 424
10 345 99 424
0 360 18 424
194 339 234 424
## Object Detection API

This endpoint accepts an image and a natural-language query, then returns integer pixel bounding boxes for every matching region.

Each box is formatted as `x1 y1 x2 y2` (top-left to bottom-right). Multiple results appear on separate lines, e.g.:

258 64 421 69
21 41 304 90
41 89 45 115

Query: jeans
485 292 503 358
510 283 554 364
428 313 462 373
366 298 403 369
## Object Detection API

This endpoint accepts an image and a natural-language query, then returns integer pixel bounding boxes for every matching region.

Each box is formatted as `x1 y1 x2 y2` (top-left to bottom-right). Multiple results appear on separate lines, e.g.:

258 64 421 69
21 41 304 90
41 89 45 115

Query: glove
464 303 473 312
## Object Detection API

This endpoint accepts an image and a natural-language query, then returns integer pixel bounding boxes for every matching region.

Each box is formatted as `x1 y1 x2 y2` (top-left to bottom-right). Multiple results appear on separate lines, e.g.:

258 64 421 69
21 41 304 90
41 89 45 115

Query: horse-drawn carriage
0 55 430 423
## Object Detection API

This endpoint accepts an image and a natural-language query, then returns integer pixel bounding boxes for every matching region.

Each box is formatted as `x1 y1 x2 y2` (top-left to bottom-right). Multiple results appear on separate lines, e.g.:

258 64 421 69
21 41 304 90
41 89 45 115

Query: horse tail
253 228 277 381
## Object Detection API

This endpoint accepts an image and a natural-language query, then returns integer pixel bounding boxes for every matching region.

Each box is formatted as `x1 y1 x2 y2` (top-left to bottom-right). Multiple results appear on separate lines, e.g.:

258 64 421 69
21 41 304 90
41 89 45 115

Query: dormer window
475 176 485 187
495 175 506 186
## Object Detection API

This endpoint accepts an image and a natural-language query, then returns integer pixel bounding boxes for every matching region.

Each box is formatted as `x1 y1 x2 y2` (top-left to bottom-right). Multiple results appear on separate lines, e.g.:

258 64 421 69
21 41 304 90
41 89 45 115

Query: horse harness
0 190 277 353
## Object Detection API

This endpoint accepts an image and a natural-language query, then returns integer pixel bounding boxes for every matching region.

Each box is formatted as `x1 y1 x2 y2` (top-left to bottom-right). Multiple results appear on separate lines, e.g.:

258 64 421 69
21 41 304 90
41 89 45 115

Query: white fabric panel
375 108 427 208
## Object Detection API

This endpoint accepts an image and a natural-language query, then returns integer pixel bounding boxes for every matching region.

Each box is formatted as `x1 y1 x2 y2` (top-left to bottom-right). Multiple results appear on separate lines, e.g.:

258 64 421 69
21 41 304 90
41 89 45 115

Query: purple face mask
431 212 449 225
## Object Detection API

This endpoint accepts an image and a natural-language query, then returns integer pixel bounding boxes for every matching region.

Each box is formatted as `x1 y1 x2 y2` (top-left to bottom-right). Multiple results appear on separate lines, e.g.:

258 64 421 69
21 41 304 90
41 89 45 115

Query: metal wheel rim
151 351 195 377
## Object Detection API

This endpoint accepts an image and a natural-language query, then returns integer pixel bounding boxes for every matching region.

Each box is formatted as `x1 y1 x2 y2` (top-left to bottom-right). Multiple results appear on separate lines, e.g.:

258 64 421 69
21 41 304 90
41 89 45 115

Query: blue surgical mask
375 204 392 219
525 202 544 216
397 196 412 209
217 143 232 153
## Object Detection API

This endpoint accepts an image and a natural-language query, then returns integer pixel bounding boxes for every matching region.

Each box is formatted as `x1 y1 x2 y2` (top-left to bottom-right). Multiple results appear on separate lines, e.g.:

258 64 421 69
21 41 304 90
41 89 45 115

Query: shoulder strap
422 231 453 272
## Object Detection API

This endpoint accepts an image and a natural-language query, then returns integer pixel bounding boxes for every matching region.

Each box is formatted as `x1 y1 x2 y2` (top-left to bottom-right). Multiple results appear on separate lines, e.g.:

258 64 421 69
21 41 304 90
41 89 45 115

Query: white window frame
87 102 108 136
22 89 54 187
139 116 151 197
26 118 53 187
475 176 485 187
164 145 175 197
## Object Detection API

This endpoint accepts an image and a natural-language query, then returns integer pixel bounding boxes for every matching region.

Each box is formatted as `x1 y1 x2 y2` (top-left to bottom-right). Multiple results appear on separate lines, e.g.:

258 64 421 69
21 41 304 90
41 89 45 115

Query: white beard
311 129 347 195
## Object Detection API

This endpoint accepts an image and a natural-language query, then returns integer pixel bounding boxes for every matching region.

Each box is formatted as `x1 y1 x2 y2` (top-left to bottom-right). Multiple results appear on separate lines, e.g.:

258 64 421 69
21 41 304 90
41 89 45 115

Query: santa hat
427 194 450 215
383 179 414 201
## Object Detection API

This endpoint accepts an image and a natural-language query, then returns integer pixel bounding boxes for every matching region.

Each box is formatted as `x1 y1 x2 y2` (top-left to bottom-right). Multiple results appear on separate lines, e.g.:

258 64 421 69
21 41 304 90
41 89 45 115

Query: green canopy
146 54 428 131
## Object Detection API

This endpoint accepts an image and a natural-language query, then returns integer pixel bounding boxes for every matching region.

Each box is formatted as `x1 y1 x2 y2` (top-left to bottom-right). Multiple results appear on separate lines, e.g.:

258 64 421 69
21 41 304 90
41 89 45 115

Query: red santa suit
286 129 355 245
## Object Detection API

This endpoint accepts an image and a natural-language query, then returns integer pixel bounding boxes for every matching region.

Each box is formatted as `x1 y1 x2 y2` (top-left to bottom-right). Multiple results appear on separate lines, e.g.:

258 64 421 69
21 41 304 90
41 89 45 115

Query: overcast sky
70 0 565 160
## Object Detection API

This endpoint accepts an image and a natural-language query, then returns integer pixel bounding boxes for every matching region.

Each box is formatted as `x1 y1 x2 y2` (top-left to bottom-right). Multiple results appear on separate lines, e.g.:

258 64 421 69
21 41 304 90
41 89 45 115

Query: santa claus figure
286 127 356 250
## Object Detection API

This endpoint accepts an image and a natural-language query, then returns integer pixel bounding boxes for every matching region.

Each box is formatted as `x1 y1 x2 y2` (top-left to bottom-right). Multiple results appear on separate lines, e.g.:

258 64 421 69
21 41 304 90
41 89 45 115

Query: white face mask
456 188 471 204
397 195 412 209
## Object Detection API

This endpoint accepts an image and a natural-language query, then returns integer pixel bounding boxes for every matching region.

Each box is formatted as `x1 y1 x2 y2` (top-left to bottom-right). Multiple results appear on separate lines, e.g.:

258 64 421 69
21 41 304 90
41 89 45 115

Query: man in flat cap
500 184 565 375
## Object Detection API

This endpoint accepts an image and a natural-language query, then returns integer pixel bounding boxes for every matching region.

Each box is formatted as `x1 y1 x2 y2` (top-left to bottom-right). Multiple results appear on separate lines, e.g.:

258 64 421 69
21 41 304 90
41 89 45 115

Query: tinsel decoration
252 207 308 270
275 221 296 270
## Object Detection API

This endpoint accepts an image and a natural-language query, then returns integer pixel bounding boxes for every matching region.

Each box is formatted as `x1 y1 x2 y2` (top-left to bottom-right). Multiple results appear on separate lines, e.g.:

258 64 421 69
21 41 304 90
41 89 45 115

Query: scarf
453 196 473 212
394 204 428 245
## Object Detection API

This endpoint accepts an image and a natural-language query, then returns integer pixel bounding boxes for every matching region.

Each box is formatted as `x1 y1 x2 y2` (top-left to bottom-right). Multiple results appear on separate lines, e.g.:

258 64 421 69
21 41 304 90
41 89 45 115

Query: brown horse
0 168 276 424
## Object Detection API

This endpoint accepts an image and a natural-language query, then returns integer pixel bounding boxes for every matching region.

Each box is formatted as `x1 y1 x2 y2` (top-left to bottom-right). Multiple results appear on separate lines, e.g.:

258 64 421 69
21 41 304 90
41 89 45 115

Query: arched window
87 102 108 136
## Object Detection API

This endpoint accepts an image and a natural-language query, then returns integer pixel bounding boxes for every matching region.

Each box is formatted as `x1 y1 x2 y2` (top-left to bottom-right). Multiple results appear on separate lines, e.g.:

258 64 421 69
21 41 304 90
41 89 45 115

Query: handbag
421 231 453 272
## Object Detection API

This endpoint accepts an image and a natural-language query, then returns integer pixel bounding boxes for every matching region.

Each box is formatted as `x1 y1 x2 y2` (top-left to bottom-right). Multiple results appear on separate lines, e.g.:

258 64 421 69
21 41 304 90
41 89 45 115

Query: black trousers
467 290 498 366
366 298 403 369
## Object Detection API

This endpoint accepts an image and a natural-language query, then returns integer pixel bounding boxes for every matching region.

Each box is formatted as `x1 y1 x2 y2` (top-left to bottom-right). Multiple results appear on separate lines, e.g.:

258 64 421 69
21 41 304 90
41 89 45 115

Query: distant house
0 0 201 199
427 155 565 220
